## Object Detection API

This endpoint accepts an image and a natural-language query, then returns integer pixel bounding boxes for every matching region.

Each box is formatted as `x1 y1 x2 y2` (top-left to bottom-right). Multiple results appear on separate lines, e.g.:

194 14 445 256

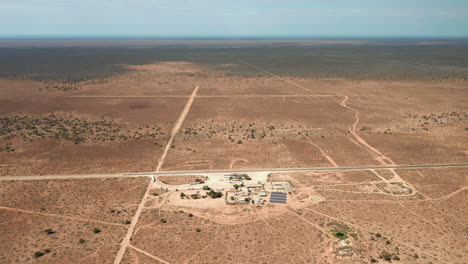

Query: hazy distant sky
1 0 467 37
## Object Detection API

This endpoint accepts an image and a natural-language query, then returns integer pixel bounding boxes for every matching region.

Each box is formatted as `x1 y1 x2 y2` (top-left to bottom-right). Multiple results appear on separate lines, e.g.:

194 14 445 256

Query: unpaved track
225 53 330 95
68 95 190 98
113 178 152 264
128 244 171 264
338 96 395 165
68 94 330 98
155 85 199 172
305 137 339 167
425 185 468 201
113 85 199 264
2 163 467 181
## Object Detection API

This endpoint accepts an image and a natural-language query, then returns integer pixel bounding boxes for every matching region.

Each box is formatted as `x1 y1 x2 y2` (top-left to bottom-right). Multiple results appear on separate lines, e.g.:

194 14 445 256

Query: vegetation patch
44 229 56 235
0 114 168 147
206 190 223 198
327 221 352 240
33 249 52 259
180 121 331 144
38 79 109 92
379 250 400 262
386 111 468 133
334 232 348 239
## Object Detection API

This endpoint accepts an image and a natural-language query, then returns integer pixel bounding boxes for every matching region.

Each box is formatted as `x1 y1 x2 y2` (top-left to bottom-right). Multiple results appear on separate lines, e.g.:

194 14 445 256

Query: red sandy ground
0 178 148 263
0 60 466 263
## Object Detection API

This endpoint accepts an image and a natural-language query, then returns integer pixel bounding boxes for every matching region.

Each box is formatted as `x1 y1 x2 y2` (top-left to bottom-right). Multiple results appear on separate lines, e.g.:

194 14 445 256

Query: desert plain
0 38 467 263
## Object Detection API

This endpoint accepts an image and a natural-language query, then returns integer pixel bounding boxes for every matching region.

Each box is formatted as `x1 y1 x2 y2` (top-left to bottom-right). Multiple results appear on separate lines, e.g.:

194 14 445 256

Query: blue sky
1 0 467 37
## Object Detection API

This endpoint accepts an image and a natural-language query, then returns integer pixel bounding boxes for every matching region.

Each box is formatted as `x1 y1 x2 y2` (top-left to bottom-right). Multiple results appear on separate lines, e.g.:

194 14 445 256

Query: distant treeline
1 41 468 81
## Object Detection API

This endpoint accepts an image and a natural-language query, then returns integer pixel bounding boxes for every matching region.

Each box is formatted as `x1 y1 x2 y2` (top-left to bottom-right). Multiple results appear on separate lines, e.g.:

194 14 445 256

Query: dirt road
155 85 199 172
338 95 395 165
2 163 467 181
113 85 199 264
68 94 330 98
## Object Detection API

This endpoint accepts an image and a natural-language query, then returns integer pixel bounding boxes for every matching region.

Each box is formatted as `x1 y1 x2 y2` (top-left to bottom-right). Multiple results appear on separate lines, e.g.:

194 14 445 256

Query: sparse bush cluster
379 250 400 262
0 143 14 153
180 120 328 144
44 229 55 235
0 114 169 148
400 111 467 132
38 78 109 92
33 249 52 259
374 111 468 135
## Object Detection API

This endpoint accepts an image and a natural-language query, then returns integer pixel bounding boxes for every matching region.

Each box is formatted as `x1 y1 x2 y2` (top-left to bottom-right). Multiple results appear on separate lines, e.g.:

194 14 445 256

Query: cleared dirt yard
158 175 203 185
268 170 380 186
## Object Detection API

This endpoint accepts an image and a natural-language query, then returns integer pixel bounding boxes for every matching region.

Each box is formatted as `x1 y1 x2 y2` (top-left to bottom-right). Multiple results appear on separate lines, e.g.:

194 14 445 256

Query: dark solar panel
270 200 287 204
270 198 287 201
271 192 287 195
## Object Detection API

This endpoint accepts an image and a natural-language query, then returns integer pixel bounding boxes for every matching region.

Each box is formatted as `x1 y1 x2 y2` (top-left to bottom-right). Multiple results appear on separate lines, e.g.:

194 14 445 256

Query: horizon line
1 35 468 40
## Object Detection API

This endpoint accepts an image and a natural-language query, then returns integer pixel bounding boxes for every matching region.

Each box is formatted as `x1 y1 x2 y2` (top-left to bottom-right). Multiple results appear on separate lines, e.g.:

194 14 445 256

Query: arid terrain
0 39 466 263
0 177 148 263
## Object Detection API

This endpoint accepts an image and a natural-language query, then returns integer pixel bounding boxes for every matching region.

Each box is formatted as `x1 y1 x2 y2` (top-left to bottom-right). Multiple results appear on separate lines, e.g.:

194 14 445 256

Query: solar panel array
269 192 287 204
